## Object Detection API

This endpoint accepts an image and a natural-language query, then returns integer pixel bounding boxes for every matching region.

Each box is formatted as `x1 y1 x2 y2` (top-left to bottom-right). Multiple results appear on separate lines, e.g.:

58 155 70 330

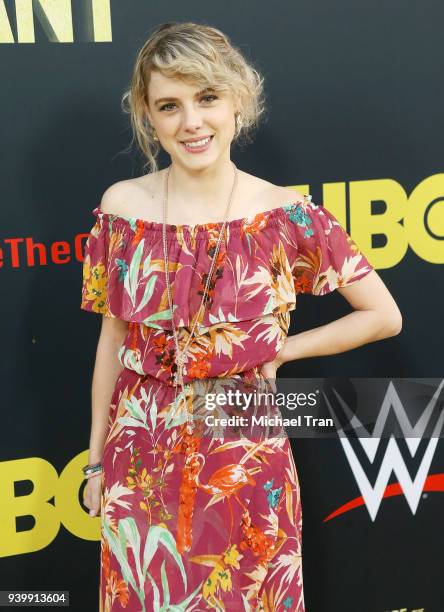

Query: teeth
183 136 211 148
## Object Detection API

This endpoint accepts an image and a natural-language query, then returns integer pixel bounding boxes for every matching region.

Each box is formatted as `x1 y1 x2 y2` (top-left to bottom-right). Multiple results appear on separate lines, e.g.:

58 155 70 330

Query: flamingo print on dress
187 453 256 541
176 439 271 554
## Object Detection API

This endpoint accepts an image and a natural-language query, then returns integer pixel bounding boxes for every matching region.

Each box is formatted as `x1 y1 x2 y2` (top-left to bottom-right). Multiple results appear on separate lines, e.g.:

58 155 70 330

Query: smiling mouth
180 135 214 148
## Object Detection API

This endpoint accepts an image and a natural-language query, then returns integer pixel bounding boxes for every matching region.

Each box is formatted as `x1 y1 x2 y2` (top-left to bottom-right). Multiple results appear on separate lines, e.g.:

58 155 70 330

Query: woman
81 22 402 612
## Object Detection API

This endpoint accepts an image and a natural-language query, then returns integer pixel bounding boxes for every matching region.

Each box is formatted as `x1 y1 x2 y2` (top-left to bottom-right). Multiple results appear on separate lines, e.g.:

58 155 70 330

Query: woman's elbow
382 309 403 337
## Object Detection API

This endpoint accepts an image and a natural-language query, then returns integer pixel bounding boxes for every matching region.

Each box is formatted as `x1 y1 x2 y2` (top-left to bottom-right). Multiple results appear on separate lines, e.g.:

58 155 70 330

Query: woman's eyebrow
154 87 216 106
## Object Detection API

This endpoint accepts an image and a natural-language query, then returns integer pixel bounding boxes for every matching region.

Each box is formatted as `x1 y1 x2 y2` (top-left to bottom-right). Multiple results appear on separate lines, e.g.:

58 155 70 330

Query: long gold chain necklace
162 162 239 398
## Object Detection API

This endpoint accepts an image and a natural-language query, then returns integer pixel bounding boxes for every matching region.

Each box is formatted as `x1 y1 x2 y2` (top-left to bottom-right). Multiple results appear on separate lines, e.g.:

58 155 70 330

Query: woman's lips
180 135 214 154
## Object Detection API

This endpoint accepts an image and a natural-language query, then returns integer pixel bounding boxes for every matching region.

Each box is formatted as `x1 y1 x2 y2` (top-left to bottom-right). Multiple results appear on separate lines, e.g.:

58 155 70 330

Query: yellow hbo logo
0 451 99 558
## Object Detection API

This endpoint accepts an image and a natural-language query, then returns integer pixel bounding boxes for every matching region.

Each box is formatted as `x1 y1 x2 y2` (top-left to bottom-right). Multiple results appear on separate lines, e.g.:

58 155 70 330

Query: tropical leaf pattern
81 195 374 610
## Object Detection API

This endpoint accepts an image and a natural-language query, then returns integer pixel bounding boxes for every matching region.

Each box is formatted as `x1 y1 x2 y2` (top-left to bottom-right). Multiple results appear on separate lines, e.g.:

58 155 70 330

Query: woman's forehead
148 72 229 100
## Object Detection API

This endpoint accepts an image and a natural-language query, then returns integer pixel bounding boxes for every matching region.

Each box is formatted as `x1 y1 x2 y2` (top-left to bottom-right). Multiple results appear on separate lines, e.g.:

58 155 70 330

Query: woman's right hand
83 475 102 517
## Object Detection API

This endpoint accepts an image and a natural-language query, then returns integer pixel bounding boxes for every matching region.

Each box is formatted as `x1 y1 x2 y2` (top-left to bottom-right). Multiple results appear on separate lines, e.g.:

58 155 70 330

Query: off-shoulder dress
81 194 374 611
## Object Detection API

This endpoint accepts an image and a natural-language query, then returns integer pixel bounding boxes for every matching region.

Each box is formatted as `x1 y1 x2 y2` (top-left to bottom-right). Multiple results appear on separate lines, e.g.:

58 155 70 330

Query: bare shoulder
269 184 306 206
100 171 163 217
241 172 306 210
100 180 135 215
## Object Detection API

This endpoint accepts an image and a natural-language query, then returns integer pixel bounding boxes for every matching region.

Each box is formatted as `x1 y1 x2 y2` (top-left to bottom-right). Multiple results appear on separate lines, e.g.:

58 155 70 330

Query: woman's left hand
260 346 287 391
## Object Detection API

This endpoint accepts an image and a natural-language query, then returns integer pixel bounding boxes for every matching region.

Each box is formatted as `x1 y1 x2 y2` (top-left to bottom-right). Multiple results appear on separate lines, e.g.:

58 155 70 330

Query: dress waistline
121 364 267 389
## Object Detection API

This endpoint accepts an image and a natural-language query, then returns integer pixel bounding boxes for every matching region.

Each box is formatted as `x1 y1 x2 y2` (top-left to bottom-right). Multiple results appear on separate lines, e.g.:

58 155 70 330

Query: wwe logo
324 379 444 521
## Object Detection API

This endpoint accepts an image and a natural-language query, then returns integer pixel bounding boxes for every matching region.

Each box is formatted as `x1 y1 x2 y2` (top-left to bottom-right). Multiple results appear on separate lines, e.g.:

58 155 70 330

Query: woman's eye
159 95 218 112
160 103 176 112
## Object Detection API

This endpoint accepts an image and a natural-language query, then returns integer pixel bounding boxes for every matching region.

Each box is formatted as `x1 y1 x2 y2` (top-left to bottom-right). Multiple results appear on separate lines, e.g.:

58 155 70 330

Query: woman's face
146 70 239 169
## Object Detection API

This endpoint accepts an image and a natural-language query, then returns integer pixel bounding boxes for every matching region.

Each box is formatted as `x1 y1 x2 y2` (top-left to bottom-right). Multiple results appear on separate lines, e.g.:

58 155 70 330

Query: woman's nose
181 105 204 131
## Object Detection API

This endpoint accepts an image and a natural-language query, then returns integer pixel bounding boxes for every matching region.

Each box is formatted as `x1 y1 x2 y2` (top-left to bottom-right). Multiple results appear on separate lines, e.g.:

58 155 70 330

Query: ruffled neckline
92 194 312 235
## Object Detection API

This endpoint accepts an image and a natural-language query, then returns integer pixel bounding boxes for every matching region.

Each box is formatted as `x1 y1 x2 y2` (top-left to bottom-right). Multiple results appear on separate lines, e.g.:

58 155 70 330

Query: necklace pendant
173 351 187 387
176 352 186 367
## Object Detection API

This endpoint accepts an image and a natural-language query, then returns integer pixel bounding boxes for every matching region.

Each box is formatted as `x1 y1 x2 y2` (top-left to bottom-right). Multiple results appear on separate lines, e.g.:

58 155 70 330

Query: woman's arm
88 316 129 464
279 270 402 365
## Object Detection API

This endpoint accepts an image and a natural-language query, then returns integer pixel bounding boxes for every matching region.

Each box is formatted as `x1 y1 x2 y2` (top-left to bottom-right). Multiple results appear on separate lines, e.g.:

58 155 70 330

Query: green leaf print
125 396 147 423
105 517 146 611
134 275 157 315
144 570 160 610
142 252 152 277
118 518 144 592
140 385 158 432
142 525 188 590
164 392 190 430
104 519 191 612
118 396 151 433
122 240 159 315
263 295 274 315
160 560 170 610
102 520 138 594
168 583 203 612
125 239 145 305
142 307 176 328
149 395 158 432
117 416 150 430
242 592 251 611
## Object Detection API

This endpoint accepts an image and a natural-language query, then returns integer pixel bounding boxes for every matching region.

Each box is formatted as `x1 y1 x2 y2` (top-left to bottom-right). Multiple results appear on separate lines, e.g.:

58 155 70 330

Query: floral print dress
81 194 373 611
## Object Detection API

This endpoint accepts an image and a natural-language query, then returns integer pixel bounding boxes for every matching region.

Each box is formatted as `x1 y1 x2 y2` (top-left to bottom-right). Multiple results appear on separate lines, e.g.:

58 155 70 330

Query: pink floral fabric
81 194 373 611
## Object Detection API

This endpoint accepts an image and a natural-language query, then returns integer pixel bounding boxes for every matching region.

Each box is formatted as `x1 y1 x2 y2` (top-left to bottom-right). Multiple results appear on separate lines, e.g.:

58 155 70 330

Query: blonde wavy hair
121 21 267 174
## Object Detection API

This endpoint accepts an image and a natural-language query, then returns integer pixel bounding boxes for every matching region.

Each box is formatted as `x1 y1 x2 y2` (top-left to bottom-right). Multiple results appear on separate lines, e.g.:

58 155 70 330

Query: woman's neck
166 160 240 219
